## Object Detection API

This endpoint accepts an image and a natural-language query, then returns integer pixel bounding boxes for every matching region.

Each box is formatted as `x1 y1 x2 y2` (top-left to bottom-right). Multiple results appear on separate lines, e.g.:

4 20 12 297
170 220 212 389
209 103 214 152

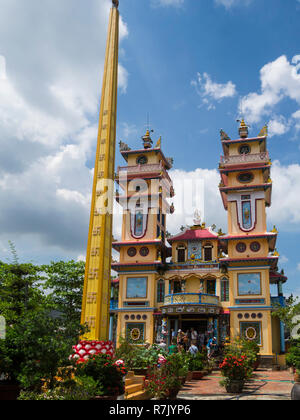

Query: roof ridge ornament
193 209 202 226
237 118 249 139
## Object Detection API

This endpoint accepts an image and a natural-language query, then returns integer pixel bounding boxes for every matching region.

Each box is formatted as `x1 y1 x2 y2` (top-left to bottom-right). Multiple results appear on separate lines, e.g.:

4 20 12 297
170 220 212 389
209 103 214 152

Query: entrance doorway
181 319 208 334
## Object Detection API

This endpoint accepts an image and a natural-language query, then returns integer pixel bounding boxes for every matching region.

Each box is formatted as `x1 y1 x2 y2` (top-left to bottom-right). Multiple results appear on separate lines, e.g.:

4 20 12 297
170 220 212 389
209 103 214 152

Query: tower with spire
218 119 286 364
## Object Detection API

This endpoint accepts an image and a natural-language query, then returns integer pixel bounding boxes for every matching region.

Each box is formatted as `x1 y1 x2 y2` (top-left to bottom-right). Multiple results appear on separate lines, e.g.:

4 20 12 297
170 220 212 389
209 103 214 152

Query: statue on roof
119 141 131 152
193 209 202 226
112 0 119 8
220 129 231 141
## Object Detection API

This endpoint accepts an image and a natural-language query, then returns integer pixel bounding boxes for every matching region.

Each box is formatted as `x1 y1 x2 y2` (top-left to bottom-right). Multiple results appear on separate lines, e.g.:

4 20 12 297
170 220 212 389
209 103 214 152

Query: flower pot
0 383 20 401
253 358 260 371
225 380 245 394
192 371 204 380
166 388 180 400
291 383 300 400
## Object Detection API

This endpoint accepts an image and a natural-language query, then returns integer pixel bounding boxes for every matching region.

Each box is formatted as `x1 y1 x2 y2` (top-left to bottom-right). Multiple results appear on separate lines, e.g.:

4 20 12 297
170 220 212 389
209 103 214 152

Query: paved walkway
178 369 295 400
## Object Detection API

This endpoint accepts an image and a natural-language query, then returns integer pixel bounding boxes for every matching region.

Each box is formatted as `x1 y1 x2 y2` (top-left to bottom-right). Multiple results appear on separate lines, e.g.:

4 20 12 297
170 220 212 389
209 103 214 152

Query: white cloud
239 55 300 124
192 72 237 110
0 0 129 261
268 115 291 138
267 160 300 229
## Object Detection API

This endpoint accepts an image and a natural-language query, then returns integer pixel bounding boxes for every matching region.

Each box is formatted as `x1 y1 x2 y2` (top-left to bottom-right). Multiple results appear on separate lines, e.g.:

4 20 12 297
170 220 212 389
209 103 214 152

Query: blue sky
0 0 299 297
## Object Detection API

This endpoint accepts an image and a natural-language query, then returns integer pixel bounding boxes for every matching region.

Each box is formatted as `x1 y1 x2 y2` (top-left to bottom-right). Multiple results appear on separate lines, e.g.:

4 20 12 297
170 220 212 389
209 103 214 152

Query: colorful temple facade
78 1 287 366
110 122 287 365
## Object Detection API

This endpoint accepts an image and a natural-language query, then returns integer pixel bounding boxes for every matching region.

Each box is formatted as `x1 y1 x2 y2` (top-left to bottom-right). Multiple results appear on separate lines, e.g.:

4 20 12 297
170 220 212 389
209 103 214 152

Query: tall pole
80 0 119 341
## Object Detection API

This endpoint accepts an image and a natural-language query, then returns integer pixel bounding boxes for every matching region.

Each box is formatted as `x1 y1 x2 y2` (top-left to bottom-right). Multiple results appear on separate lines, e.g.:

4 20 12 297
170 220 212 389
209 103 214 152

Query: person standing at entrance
191 327 198 343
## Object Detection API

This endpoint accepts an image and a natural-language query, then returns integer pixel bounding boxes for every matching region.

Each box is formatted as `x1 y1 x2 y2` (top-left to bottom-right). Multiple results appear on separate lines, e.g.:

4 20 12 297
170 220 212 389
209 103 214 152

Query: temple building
110 121 287 366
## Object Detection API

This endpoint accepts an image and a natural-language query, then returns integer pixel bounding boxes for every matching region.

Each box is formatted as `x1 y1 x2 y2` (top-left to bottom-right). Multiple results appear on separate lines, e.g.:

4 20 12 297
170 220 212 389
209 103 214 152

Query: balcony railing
164 293 219 306
220 152 270 166
117 162 172 184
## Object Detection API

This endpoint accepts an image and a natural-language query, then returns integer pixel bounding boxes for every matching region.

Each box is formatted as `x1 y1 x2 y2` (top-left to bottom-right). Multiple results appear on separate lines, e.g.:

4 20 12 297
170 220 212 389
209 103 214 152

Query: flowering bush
74 354 127 397
145 354 183 399
219 354 252 381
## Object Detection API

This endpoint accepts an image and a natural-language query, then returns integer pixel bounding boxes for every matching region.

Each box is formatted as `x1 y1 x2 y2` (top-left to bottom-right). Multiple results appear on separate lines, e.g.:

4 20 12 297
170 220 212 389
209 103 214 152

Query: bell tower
218 120 279 365
112 132 175 346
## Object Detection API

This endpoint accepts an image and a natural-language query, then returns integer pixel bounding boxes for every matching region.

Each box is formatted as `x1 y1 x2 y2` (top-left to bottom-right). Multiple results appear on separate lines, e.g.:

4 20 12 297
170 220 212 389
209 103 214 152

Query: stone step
125 383 144 395
125 378 134 386
126 390 150 401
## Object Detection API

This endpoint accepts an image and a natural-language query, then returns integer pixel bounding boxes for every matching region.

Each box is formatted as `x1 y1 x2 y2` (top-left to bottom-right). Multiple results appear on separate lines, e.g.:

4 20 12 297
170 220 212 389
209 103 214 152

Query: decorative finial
237 118 249 138
155 136 161 148
142 129 153 149
112 0 119 8
258 124 268 138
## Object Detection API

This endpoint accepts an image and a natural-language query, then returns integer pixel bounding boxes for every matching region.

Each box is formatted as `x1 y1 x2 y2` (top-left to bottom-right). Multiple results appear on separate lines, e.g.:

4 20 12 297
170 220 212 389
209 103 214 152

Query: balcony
116 162 172 184
161 293 220 316
220 152 270 166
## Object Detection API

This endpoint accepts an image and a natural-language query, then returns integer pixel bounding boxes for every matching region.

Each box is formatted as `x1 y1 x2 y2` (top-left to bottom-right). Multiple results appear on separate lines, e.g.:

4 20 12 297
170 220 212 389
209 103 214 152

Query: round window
236 242 247 253
239 144 251 155
140 247 149 257
250 242 261 252
137 155 148 165
237 172 254 183
127 247 137 257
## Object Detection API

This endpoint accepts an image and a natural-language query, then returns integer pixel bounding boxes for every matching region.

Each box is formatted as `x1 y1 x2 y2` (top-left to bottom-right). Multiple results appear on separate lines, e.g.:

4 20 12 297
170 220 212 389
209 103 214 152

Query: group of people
158 327 217 359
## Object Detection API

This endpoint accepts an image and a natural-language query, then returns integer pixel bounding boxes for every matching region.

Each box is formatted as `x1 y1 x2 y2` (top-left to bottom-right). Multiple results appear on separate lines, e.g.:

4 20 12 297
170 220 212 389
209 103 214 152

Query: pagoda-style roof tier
112 239 167 251
269 270 288 284
219 183 272 210
219 255 278 270
167 226 219 244
221 135 267 156
219 232 277 252
120 146 173 170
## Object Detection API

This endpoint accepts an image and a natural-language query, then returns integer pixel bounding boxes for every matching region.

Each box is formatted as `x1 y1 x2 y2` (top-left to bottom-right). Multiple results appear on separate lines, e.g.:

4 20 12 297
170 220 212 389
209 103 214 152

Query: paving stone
177 369 294 400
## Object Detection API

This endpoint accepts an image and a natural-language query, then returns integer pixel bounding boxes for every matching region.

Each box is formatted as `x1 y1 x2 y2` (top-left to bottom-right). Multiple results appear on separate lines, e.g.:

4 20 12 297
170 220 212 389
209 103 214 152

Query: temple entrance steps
125 371 150 400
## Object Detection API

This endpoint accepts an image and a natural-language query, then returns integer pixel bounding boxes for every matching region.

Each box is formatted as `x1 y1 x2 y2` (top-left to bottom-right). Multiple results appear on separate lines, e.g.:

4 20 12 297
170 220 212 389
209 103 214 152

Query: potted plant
188 352 207 380
219 354 252 393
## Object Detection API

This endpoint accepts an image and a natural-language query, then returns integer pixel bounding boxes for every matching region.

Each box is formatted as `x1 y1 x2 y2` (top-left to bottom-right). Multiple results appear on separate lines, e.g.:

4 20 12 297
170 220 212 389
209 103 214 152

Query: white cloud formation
191 72 237 110
239 55 300 124
0 0 129 261
268 115 291 138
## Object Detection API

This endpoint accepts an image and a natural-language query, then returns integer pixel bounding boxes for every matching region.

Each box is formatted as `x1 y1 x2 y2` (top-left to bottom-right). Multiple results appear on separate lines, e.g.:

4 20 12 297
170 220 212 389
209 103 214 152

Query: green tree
272 295 300 336
0 254 87 391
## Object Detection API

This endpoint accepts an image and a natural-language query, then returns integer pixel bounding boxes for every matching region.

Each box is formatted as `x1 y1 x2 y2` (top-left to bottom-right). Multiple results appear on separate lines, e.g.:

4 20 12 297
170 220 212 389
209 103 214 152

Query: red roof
168 227 218 243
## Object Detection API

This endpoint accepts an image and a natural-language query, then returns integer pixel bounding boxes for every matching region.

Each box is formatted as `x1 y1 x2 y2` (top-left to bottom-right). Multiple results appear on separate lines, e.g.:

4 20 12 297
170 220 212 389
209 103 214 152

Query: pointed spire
155 136 161 148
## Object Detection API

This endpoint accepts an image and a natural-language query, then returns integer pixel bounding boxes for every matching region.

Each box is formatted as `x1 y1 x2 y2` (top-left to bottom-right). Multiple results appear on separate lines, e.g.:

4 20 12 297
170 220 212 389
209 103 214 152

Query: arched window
157 279 165 303
221 277 229 302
